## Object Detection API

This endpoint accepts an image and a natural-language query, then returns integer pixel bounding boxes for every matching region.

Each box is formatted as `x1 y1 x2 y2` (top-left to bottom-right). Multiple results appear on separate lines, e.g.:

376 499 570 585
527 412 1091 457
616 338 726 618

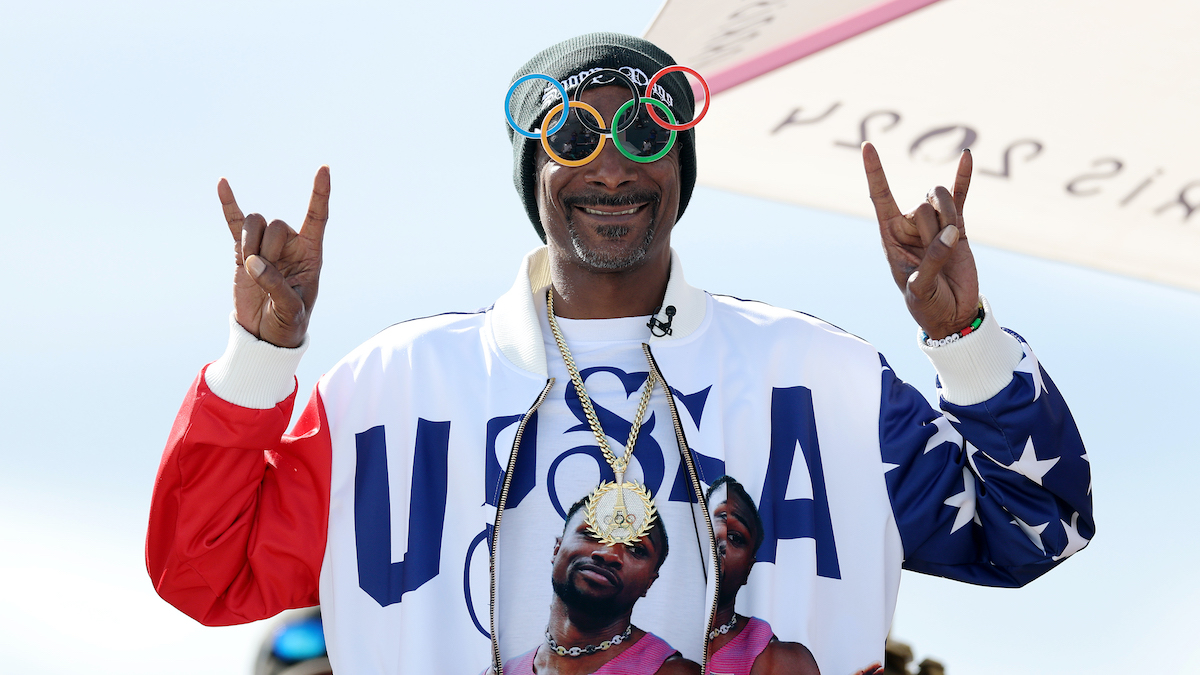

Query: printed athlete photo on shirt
491 494 699 674
705 476 820 675
490 285 715 668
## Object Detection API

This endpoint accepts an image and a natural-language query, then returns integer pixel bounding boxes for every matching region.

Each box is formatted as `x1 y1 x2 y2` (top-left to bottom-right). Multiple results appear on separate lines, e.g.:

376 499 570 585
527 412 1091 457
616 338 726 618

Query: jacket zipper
643 344 721 675
489 378 554 675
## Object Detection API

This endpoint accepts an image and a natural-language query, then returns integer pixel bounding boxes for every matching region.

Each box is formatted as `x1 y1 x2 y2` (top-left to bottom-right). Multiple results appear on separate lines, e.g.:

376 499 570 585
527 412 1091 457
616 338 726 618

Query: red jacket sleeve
145 367 332 626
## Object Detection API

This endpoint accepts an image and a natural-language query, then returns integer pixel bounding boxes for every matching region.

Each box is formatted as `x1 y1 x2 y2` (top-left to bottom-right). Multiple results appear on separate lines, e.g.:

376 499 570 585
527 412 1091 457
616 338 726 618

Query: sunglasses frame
539 97 679 167
508 65 705 167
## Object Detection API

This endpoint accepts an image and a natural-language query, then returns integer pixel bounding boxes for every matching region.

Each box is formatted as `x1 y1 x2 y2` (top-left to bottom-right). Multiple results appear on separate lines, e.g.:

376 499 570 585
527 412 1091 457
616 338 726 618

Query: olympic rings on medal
612 97 677 163
573 68 641 135
644 65 709 131
605 512 634 527
541 100 607 167
506 73 569 139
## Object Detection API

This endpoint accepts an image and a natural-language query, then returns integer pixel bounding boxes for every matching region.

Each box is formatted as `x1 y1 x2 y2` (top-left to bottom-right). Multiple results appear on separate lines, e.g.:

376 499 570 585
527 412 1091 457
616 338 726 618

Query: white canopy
645 0 1200 291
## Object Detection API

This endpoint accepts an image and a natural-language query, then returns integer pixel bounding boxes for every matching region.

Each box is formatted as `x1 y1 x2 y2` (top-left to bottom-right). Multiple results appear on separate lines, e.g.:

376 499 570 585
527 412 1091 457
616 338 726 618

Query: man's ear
553 536 562 560
641 571 660 597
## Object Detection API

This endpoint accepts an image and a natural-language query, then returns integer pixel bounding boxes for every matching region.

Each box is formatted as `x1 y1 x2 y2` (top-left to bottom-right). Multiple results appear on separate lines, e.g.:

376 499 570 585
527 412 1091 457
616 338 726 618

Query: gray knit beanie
507 32 697 242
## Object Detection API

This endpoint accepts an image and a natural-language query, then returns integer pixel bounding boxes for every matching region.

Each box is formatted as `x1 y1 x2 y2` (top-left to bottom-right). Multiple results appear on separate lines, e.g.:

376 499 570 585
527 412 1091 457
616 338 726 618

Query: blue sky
2 2 1196 673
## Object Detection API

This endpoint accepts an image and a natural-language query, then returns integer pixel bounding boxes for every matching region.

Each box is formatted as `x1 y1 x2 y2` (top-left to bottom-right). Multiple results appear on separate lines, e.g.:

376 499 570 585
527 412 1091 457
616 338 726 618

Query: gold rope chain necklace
546 289 659 547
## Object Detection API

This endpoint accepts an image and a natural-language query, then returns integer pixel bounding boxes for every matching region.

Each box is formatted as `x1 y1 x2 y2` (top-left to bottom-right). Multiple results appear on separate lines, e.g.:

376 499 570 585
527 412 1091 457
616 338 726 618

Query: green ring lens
612 97 677 164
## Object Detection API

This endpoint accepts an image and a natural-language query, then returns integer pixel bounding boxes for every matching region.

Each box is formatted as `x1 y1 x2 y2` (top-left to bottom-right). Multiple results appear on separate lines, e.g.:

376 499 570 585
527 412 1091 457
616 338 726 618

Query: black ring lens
573 68 641 135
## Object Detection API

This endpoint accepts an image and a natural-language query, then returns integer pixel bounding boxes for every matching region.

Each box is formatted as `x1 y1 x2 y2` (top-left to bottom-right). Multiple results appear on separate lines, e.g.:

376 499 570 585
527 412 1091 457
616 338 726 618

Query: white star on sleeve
923 416 961 454
1053 512 1091 561
1008 437 1060 486
1010 515 1049 553
1013 347 1046 402
1080 452 1092 494
943 467 980 533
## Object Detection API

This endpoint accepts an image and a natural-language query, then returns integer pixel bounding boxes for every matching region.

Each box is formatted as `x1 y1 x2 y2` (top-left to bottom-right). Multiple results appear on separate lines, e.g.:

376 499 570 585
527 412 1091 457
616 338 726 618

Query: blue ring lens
506 74 569 139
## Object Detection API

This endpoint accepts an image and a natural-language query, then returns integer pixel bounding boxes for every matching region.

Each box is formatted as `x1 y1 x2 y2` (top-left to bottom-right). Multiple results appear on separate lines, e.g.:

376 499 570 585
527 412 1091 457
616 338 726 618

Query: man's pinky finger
953 149 972 216
300 166 331 242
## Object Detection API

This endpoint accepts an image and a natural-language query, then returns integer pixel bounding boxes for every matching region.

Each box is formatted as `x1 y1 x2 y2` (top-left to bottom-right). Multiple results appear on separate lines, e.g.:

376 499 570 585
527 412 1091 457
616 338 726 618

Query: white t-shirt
492 289 708 660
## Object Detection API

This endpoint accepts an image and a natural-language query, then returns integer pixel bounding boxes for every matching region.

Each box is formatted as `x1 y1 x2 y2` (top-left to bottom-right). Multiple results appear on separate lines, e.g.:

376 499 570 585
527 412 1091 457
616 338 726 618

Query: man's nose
581 139 637 189
591 545 623 568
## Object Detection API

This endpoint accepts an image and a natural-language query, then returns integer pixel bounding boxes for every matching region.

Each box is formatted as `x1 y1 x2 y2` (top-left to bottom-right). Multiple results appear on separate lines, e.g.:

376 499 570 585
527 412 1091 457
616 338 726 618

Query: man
146 32 1091 675
705 476 819 675
498 497 698 675
704 477 883 675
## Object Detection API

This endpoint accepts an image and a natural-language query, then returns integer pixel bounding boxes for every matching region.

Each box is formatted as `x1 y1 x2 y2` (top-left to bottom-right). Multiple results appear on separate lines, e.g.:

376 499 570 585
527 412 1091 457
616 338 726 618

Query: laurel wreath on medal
584 480 658 547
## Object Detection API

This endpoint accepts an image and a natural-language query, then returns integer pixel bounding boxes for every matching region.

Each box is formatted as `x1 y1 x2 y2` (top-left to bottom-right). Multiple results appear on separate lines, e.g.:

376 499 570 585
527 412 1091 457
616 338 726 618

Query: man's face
551 507 663 620
535 84 681 272
709 484 757 601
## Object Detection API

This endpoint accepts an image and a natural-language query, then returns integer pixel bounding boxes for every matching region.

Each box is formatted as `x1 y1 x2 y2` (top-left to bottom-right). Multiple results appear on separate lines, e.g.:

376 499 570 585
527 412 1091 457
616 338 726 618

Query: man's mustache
570 560 622 589
562 190 660 210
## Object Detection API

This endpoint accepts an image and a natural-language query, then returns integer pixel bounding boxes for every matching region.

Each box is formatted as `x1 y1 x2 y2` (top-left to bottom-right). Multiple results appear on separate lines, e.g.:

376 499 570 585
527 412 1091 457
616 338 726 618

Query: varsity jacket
146 247 1092 675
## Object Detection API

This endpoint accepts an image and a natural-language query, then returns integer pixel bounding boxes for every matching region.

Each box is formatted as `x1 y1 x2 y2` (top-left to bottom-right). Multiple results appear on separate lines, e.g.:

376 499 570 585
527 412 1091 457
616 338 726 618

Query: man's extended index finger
299 165 331 243
862 142 903 224
218 178 245 242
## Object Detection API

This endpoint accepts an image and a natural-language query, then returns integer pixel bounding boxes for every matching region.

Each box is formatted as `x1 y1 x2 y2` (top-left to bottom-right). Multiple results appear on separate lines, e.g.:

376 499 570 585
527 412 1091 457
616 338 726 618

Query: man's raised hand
862 142 979 340
220 166 330 349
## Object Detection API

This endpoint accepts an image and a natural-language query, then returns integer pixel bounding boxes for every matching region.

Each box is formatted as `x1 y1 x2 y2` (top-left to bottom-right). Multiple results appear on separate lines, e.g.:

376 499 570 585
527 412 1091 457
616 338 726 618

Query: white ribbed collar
491 246 708 378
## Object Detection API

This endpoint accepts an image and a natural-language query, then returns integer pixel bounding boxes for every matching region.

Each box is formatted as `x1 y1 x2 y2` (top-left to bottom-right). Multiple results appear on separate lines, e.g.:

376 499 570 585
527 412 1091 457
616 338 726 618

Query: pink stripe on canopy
699 0 946 97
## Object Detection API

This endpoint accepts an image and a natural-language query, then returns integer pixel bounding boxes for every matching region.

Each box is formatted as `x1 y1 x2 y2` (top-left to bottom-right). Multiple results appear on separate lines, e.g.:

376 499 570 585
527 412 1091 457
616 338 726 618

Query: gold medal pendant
547 289 662 550
585 480 658 546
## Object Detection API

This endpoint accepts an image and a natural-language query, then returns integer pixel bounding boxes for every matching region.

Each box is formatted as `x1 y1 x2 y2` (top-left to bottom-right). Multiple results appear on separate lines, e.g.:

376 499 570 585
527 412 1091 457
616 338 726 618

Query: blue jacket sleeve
879 330 1093 587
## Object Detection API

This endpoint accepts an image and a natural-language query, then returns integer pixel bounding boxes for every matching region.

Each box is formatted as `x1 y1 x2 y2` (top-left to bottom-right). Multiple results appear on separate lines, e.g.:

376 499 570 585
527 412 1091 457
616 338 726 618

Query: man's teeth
582 206 640 216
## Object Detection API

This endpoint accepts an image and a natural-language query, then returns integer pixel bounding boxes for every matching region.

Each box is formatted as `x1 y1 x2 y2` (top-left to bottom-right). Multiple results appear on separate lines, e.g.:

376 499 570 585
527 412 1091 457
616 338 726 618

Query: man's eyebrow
730 509 753 534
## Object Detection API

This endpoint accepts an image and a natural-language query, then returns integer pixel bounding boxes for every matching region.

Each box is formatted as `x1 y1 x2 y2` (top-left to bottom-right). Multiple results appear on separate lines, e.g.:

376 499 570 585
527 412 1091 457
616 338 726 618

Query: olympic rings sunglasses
505 65 710 167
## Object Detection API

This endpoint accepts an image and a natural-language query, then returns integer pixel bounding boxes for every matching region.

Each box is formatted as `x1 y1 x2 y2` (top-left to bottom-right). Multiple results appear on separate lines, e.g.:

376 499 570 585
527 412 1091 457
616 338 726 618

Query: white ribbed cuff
203 312 309 409
920 296 1024 406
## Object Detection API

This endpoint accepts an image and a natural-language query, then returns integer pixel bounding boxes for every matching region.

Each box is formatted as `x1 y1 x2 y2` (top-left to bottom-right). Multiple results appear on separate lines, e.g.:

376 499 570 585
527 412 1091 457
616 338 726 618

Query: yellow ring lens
541 101 607 167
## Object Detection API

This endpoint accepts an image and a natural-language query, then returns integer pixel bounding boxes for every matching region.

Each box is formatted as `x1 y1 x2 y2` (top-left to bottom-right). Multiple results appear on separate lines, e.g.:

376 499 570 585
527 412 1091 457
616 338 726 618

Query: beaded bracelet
923 304 985 348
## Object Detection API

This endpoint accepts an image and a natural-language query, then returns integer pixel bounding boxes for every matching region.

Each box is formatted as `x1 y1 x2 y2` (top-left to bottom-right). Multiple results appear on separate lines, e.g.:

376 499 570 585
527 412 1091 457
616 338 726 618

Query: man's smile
562 189 660 243
563 189 659 226
579 204 645 217
571 202 652 234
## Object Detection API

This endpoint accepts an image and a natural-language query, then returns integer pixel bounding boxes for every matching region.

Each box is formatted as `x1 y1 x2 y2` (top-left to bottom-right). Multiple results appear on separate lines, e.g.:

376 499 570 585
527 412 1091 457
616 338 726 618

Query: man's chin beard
565 215 658 271
552 578 627 623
